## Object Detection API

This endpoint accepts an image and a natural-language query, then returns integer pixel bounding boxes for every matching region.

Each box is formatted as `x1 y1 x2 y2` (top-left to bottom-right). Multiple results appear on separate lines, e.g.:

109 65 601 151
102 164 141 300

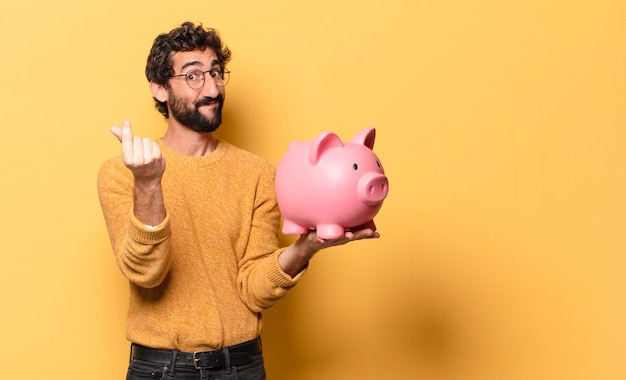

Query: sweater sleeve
236 164 306 312
97 158 172 288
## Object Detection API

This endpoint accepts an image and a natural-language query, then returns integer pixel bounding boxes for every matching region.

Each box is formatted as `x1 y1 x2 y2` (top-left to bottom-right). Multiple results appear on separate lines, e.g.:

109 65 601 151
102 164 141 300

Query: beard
168 92 224 133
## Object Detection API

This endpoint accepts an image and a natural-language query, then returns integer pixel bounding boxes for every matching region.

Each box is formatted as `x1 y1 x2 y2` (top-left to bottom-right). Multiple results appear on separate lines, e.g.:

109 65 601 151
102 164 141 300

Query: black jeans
126 340 266 380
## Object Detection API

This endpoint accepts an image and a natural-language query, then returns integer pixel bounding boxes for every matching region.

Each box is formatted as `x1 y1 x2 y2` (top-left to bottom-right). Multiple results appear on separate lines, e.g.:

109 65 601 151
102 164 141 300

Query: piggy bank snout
357 172 389 205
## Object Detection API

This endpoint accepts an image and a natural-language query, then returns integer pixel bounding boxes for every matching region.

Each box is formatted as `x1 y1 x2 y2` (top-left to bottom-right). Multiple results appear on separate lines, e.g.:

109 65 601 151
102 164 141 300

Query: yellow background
1 0 625 379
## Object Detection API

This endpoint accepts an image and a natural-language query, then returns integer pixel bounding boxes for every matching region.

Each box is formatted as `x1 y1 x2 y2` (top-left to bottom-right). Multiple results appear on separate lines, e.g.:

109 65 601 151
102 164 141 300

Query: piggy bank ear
309 131 344 165
351 127 376 150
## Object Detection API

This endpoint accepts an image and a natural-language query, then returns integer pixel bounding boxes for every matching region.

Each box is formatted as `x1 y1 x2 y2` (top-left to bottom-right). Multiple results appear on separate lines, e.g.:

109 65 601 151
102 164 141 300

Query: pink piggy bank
275 127 389 239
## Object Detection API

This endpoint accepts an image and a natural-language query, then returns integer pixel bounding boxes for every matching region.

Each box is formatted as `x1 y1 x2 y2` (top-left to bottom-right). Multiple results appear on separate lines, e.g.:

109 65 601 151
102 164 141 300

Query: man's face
167 49 226 133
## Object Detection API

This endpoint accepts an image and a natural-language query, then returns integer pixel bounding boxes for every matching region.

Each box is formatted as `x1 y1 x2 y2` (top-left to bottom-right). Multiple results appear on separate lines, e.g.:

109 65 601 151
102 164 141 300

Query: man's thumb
110 125 123 142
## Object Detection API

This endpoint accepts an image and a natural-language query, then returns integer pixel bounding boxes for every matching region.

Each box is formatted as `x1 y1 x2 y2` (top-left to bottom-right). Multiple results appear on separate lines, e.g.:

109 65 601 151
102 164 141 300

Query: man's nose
200 75 221 97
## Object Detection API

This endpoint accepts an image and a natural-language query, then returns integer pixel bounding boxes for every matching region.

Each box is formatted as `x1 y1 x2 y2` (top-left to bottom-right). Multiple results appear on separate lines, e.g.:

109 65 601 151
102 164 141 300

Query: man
98 22 379 380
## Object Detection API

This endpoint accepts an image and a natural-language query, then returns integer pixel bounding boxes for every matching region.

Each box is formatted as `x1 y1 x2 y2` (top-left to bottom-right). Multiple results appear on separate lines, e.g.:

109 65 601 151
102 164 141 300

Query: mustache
195 95 223 108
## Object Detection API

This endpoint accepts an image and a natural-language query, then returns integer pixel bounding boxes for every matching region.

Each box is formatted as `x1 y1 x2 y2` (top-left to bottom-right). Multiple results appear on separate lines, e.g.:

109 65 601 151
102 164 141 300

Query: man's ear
150 81 168 103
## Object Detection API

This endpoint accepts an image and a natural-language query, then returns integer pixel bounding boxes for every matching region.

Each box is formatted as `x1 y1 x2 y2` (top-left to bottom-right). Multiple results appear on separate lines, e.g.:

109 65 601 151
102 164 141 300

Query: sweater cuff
266 248 307 288
128 210 170 244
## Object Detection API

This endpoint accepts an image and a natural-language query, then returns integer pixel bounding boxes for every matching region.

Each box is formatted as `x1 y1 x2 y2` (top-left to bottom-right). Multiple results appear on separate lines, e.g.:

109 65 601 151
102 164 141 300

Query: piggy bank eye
376 161 381 168
353 163 358 170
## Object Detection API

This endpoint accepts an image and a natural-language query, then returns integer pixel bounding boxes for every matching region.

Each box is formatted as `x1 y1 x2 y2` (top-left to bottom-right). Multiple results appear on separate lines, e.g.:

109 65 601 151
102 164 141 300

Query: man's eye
187 72 199 80
209 70 220 78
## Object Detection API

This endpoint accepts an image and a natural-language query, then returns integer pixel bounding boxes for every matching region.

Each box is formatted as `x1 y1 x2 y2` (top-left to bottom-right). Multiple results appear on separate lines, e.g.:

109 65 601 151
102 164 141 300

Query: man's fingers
121 122 134 155
151 141 162 161
110 125 123 141
111 121 132 141
111 121 135 164
350 229 380 240
110 121 164 175
133 136 144 163
142 138 153 160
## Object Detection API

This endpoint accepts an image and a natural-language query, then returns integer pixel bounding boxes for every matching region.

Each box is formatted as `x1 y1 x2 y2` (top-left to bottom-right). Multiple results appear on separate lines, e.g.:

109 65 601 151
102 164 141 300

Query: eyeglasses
171 68 230 89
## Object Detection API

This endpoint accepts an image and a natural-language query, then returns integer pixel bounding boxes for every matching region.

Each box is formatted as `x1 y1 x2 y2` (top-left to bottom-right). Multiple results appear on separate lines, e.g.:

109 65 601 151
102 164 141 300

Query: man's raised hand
111 121 165 182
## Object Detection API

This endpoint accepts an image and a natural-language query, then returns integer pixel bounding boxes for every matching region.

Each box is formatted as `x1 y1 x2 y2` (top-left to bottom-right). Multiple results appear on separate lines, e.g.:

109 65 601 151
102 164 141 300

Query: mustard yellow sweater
97 139 303 352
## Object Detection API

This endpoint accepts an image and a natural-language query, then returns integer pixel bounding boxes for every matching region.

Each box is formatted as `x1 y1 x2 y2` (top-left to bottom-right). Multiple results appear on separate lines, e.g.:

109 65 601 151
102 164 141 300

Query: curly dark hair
145 22 232 118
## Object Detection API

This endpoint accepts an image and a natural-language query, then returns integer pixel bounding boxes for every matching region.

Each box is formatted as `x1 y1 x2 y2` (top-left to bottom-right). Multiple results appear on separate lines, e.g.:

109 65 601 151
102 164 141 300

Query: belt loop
167 349 178 376
223 347 232 374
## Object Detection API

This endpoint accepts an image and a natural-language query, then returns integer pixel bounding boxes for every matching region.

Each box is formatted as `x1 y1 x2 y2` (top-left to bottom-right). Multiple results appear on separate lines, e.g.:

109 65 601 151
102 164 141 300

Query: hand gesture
111 121 165 183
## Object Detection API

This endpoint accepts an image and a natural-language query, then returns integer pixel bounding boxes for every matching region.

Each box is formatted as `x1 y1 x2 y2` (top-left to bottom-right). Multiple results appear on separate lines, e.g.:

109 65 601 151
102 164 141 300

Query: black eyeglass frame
171 68 231 89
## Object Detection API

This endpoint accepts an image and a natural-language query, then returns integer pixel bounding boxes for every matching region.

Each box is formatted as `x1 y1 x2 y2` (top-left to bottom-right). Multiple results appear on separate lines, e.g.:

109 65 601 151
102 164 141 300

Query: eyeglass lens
186 70 229 89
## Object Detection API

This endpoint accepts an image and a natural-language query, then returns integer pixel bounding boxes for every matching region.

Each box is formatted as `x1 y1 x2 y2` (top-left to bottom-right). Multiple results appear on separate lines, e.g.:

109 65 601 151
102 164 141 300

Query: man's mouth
196 96 222 108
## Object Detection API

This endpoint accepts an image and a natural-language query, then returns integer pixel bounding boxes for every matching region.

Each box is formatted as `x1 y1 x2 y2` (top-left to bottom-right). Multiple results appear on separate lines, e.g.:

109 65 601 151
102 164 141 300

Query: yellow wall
1 1 625 379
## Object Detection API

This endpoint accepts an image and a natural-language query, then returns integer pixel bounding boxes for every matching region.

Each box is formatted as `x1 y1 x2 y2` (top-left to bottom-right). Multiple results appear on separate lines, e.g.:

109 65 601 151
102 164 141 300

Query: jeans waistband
130 337 262 370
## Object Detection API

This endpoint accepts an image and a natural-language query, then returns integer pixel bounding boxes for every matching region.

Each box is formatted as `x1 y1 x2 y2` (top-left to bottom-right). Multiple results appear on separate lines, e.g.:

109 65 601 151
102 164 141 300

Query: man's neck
161 124 218 157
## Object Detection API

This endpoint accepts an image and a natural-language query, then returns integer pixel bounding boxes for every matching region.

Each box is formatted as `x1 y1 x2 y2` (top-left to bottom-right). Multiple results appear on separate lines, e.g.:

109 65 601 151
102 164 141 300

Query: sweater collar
157 138 229 167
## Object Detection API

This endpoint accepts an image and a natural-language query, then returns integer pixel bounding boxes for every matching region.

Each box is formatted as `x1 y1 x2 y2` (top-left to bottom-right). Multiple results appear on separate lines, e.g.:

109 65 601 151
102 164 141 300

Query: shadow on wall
261 245 473 380
215 92 280 161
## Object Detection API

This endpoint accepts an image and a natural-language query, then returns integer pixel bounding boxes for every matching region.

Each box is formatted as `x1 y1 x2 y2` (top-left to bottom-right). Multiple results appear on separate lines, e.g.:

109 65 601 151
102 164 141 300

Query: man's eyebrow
180 60 203 71
180 59 222 71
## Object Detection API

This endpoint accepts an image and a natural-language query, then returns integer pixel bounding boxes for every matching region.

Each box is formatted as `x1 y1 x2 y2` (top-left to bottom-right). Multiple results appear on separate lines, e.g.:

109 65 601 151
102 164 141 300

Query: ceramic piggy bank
275 127 389 239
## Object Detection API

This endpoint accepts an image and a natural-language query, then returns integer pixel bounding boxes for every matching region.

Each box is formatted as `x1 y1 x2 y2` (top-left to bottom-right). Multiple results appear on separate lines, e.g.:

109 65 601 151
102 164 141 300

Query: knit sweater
97 139 304 352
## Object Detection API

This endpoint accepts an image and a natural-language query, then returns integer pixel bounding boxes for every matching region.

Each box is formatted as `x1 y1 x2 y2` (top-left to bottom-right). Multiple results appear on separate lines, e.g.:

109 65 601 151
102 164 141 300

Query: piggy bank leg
316 224 346 240
282 220 309 236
